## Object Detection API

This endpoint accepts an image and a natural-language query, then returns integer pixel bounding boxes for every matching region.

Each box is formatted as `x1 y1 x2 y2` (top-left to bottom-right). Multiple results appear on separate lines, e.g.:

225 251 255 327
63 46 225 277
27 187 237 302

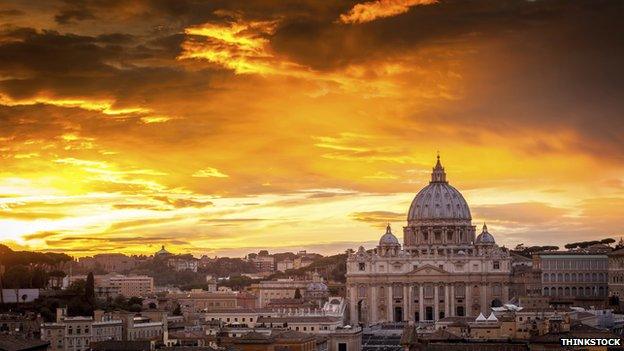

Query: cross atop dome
431 153 447 183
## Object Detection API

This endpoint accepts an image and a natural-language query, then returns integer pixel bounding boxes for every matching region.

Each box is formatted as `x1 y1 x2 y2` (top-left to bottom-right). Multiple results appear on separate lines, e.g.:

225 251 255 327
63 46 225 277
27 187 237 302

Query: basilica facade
346 156 511 325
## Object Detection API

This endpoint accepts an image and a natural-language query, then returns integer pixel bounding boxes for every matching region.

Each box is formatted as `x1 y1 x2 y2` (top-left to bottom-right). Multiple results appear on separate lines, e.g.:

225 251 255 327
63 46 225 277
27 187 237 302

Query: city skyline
0 0 623 257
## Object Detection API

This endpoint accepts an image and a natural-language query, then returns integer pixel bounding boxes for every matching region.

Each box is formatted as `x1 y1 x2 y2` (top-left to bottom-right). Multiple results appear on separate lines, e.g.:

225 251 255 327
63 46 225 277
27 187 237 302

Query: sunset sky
0 0 623 257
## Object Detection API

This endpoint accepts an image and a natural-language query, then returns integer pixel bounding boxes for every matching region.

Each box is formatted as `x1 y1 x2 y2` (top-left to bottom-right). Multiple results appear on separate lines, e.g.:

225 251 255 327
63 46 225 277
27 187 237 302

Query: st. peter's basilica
346 156 511 325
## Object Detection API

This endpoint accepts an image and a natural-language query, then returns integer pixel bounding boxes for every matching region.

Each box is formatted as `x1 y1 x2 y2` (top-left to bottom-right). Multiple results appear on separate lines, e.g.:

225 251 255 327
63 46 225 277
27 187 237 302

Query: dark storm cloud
0 9 24 17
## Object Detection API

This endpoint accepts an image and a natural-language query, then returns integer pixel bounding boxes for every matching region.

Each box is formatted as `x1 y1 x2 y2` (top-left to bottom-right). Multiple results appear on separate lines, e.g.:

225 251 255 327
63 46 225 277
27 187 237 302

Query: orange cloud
179 19 285 74
340 0 438 24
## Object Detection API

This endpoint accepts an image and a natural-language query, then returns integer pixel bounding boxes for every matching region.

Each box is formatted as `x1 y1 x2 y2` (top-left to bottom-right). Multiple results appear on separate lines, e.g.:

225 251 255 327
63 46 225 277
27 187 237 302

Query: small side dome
475 223 495 244
379 224 400 246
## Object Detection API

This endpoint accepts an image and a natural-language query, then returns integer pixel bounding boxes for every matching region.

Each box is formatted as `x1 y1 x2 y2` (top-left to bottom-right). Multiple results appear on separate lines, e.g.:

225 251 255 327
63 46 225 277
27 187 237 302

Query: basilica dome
407 156 471 223
475 223 495 244
379 224 400 246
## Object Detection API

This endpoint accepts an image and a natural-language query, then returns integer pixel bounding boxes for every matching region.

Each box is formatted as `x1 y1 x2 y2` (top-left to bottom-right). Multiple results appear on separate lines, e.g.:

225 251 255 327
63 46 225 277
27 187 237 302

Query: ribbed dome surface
407 157 471 222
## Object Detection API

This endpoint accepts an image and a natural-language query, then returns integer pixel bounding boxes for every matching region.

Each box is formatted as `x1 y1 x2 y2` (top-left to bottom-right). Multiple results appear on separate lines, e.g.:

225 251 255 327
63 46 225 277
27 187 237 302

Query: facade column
419 285 424 322
387 285 393 322
480 284 488 315
465 284 472 316
434 284 439 321
450 284 455 316
349 285 357 324
444 284 450 318
407 286 414 321
403 285 409 322
371 285 378 323
502 283 509 303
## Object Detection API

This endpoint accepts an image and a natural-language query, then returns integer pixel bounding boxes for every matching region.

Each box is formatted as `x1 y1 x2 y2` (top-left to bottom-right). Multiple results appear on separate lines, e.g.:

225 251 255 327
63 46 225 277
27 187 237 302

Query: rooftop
0 335 49 351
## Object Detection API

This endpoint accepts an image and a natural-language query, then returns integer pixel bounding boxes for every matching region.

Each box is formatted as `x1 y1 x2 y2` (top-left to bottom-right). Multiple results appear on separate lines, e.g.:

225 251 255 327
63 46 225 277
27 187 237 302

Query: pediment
408 264 450 275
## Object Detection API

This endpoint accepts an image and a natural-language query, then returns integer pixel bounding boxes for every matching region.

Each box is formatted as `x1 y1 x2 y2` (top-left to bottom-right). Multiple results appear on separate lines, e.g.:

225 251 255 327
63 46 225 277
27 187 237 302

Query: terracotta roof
272 330 316 341
90 341 152 351
421 329 462 341
257 316 341 323
233 331 274 344
0 335 49 351
422 343 528 351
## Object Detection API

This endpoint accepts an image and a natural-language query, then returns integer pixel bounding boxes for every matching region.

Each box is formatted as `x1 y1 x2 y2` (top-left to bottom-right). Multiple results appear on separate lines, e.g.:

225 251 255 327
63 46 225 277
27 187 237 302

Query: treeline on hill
132 256 258 289
564 238 615 249
0 244 71 289
0 244 72 267
512 237 617 258
202 257 258 277
268 253 348 283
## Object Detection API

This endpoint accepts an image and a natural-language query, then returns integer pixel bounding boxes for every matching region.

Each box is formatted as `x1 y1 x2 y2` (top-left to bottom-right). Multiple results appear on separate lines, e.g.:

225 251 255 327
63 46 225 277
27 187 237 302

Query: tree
31 268 48 288
294 288 302 299
85 273 95 306
3 265 31 289
173 303 182 316
601 238 616 245
128 296 143 306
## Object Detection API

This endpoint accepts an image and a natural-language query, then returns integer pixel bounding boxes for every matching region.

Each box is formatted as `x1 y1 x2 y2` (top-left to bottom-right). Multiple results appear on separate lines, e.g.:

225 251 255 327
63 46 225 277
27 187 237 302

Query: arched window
544 274 549 282
544 287 550 296
564 273 570 282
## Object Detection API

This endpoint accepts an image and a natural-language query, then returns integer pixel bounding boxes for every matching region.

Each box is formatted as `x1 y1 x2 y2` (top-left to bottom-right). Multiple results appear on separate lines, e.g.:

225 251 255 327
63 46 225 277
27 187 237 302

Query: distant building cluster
245 250 317 276
62 274 154 299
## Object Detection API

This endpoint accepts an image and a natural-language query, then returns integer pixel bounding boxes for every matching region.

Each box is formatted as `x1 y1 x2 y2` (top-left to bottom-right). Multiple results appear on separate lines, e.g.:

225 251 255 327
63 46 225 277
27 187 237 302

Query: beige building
169 290 257 313
63 274 154 298
346 157 512 324
276 259 294 272
608 247 624 304
534 252 608 299
251 278 310 307
41 309 123 351
77 254 136 273
108 275 154 298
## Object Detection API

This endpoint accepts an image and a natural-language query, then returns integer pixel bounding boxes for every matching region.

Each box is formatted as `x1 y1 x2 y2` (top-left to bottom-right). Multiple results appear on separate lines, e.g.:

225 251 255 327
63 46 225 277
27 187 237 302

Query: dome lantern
431 153 447 183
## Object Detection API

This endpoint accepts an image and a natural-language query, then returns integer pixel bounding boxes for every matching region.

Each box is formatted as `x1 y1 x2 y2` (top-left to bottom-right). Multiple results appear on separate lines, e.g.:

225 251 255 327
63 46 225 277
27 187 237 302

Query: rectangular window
493 261 500 270
338 342 347 351
424 285 434 298
358 262 366 271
